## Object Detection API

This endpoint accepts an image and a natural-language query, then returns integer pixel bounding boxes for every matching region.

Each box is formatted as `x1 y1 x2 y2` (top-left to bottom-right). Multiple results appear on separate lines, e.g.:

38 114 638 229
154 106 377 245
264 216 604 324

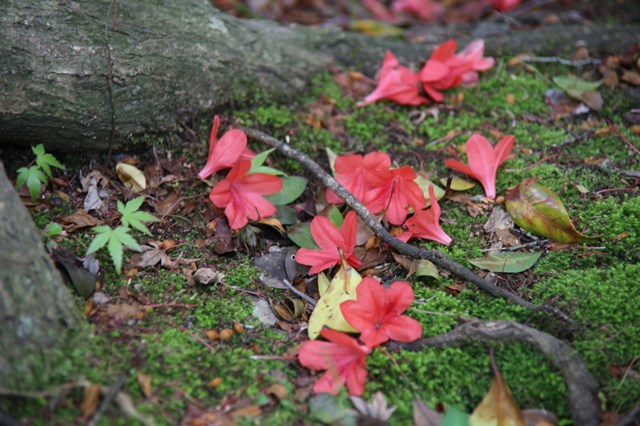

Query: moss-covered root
392 320 600 426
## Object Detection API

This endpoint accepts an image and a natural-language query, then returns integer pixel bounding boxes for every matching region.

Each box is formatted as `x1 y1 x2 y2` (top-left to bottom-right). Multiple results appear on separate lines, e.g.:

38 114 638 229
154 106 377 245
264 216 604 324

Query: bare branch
243 128 574 324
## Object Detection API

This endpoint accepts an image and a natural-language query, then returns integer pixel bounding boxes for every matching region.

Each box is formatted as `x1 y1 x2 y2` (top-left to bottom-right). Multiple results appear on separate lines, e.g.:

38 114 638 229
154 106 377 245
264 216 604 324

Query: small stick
243 128 574 325
87 375 126 426
608 120 640 156
282 279 317 307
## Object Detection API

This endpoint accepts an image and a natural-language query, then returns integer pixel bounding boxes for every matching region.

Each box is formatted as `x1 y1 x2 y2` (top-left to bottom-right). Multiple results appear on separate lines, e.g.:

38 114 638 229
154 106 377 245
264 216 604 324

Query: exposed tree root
244 128 574 325
389 320 600 426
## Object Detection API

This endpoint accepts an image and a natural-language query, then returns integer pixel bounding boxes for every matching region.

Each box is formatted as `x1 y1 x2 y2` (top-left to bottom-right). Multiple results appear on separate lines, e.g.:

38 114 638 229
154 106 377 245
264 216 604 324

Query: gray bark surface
0 161 81 390
1 0 638 152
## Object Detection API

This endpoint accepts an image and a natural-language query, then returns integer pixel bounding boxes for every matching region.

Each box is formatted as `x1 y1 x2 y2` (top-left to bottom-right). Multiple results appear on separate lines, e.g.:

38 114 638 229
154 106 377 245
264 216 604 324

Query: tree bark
0 161 82 391
0 0 638 152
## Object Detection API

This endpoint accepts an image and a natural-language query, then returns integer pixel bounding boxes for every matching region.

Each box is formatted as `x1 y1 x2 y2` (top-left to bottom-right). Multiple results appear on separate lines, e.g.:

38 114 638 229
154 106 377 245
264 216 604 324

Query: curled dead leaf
116 162 146 191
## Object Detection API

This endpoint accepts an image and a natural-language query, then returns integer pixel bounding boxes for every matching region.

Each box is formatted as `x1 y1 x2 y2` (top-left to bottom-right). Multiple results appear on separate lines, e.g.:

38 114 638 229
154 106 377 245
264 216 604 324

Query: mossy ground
5 58 639 425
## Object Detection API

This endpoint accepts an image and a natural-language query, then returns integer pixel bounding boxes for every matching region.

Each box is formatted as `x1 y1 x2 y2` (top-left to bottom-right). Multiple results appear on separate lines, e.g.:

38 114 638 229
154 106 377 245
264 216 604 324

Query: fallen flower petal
340 277 422 347
364 51 429 106
198 116 254 179
403 184 452 245
296 211 362 274
454 39 495 86
209 159 282 230
391 0 444 22
326 152 392 205
365 165 426 225
445 134 515 199
298 328 372 396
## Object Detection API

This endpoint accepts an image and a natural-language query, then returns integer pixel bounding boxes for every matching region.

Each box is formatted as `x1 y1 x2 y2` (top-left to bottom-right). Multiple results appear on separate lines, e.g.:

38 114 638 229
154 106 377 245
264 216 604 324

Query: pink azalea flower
401 184 452 245
365 165 426 225
198 116 254 179
326 152 392 207
296 211 362 274
391 0 444 22
209 159 282 230
298 328 372 396
489 0 520 12
453 39 495 86
340 277 422 347
364 51 429 106
445 134 515 200
418 39 465 101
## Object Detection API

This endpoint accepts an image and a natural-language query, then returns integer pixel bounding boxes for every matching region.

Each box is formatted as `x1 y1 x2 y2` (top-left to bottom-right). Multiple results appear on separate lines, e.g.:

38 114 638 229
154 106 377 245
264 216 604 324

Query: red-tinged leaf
469 366 525 426
505 179 592 243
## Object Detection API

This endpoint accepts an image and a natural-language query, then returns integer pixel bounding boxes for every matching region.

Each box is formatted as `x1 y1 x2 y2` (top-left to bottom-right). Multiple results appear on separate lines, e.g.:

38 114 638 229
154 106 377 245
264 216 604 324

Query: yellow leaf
469 368 526 426
308 264 362 339
80 383 101 419
318 272 330 297
440 176 477 191
116 162 146 191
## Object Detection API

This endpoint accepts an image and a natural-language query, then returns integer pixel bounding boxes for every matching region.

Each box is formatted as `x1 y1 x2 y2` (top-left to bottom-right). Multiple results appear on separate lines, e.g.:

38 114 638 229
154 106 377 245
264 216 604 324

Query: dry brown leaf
264 383 288 401
116 162 146 191
137 371 153 398
622 69 640 86
80 383 101 419
469 364 526 426
229 404 262 419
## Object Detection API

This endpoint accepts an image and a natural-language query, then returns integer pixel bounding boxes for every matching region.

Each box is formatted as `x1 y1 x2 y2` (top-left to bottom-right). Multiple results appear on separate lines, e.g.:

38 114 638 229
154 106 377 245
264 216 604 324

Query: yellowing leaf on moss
470 365 525 426
440 176 477 191
116 162 146 191
308 264 362 339
505 178 592 243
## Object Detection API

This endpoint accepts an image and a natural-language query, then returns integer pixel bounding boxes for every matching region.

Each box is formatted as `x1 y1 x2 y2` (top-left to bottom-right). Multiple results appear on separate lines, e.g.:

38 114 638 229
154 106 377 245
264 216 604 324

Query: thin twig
389 320 600 426
608 120 640 157
518 56 600 68
87 374 126 426
283 279 317 307
143 303 198 309
105 0 117 163
243 128 574 325
179 327 216 351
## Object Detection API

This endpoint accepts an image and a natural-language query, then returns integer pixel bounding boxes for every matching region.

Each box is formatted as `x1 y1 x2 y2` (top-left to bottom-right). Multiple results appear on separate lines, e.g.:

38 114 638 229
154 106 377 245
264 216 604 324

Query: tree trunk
1 0 638 152
0 161 82 391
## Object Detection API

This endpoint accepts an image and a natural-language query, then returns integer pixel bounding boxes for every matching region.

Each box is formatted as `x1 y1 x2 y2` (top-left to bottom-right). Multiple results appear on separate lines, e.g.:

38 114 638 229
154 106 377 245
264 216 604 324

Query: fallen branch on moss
243 128 574 325
388 319 600 426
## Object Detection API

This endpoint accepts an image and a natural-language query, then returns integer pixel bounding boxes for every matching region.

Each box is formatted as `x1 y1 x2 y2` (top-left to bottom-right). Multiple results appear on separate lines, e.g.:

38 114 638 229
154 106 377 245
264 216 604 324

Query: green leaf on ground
16 166 47 201
553 75 603 110
288 222 319 250
265 176 307 205
118 196 159 235
469 252 542 273
32 143 64 177
87 225 142 273
442 406 470 426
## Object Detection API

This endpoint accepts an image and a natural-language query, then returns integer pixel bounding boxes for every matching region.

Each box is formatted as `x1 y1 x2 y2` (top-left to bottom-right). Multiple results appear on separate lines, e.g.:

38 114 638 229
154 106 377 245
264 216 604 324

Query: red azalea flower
452 39 495 86
364 51 429 106
489 0 520 12
209 159 282 230
298 328 372 396
365 165 426 225
418 39 465 101
401 184 452 245
326 152 392 206
445 134 515 199
340 277 422 347
198 116 254 179
296 211 362 274
391 0 444 22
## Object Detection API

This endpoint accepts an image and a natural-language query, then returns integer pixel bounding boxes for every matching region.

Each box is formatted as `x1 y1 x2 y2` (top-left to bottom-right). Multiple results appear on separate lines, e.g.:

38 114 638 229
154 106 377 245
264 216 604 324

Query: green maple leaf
118 196 159 235
87 225 142 273
16 166 47 201
32 144 64 177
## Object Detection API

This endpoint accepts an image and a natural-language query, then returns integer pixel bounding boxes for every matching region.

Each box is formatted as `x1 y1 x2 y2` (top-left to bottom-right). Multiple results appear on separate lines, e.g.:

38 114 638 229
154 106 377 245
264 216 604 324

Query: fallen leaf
469 252 542 274
307 264 362 339
392 252 440 279
621 69 640 86
84 177 105 212
441 176 477 192
193 268 225 285
116 162 146 191
553 75 603 110
469 363 525 426
351 391 396 423
136 241 176 269
265 176 307 205
213 218 235 255
505 178 592 243
136 371 153 398
80 383 101 419
105 303 145 321
60 209 102 233
413 397 441 426
269 297 306 321
264 383 289 401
